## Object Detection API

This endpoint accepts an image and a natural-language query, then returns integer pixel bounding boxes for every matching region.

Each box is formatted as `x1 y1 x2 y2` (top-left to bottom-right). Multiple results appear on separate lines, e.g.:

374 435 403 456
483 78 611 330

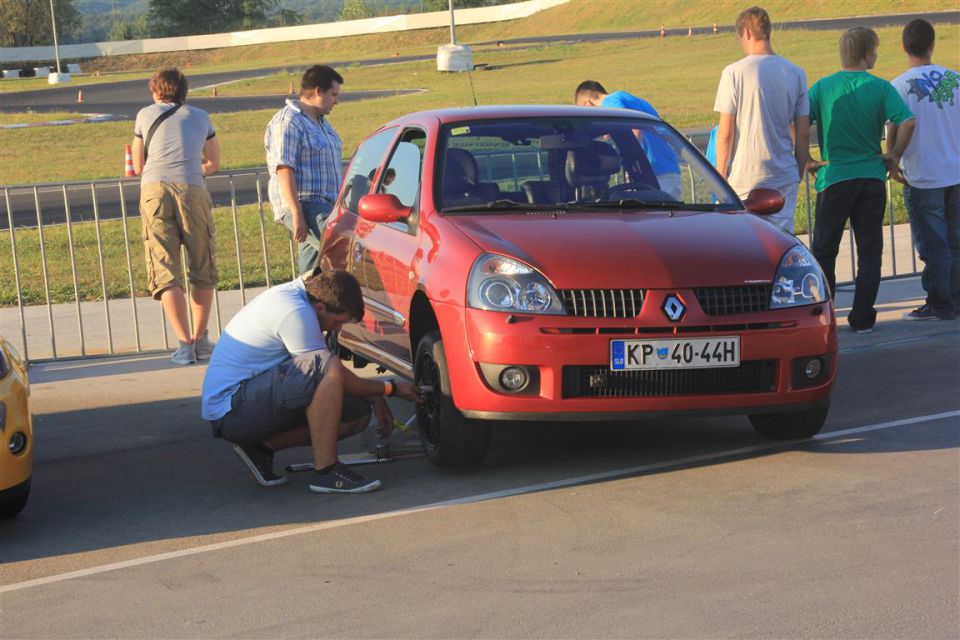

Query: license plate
610 337 740 370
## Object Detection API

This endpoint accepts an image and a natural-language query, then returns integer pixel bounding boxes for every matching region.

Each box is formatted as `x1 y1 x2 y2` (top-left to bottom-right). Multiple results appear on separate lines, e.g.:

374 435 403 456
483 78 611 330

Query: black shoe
903 304 938 321
233 443 288 487
309 463 381 494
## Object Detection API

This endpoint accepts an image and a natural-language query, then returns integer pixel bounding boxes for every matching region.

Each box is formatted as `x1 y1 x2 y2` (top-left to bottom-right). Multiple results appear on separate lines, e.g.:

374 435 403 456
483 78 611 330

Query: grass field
0 0 952 86
2 23 956 185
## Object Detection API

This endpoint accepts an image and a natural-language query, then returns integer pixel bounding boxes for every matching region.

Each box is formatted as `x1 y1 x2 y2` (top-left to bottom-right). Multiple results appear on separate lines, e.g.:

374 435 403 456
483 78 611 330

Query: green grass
3 23 956 185
0 205 299 307
1 0 951 90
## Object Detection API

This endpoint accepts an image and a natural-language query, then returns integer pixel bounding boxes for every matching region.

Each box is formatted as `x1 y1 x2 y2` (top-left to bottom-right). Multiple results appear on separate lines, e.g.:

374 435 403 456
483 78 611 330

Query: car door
322 127 398 351
352 128 427 362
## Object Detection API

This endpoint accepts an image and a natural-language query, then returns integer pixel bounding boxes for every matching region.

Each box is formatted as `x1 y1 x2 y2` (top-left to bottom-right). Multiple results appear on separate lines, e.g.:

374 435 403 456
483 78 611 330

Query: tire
0 478 30 519
414 331 491 466
749 402 830 440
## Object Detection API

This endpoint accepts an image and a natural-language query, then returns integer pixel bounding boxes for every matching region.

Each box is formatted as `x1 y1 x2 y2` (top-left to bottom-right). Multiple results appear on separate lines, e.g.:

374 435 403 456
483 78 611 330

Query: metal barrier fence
1 163 921 364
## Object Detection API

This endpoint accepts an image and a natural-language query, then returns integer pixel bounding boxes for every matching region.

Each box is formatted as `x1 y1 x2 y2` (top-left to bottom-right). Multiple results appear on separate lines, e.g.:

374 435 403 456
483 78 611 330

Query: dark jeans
812 178 886 330
904 183 960 315
282 199 334 275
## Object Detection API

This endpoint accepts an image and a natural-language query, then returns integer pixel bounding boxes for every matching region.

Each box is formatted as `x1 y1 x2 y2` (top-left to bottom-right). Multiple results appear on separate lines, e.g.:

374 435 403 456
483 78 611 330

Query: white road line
3 409 957 594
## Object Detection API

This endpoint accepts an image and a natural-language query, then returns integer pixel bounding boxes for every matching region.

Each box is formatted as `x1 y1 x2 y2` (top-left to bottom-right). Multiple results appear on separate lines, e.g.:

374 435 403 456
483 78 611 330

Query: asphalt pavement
0 276 958 637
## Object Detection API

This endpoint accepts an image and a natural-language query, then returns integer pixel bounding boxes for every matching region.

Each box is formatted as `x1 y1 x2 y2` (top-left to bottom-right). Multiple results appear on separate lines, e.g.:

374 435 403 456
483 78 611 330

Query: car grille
559 289 645 318
694 285 772 316
561 360 778 398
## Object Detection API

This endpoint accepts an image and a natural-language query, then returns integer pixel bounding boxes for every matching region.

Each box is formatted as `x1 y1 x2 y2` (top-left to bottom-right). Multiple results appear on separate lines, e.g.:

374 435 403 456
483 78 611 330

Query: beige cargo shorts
140 182 217 299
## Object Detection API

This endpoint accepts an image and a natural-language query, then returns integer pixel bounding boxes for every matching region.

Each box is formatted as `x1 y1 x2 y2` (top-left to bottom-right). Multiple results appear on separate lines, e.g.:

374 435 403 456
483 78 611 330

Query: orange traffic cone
212 85 218 97
288 80 294 94
124 144 135 177
77 89 83 103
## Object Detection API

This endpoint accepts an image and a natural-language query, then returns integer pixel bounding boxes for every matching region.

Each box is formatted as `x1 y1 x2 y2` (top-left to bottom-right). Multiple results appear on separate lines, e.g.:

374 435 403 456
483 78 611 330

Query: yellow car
0 336 31 518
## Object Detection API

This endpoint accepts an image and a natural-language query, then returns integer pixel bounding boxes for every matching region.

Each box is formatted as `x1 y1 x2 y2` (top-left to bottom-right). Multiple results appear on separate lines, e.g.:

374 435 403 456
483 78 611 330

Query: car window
340 127 397 214
380 130 426 208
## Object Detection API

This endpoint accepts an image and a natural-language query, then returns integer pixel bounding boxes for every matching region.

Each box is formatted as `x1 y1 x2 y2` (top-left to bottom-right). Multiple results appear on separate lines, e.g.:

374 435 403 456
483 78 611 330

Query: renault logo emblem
662 295 686 322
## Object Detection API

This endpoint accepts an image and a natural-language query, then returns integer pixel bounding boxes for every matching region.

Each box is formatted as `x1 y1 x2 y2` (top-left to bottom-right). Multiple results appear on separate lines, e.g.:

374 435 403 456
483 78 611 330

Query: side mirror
358 193 411 223
743 188 785 216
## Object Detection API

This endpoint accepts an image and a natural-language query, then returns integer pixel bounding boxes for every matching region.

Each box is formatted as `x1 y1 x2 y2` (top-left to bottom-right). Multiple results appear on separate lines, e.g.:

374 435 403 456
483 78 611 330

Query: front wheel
415 331 491 466
749 402 830 440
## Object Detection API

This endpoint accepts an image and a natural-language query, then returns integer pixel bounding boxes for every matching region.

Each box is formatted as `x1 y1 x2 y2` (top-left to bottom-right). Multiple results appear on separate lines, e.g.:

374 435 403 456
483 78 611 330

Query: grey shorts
212 350 371 445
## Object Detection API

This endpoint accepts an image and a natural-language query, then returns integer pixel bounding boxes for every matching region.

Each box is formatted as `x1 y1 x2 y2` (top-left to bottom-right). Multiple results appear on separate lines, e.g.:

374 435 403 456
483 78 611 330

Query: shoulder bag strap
143 103 183 162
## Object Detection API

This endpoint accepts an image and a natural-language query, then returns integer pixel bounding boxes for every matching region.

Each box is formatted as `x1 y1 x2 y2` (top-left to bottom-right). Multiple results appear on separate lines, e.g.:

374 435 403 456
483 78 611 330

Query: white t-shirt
891 64 960 189
201 278 327 421
714 54 809 193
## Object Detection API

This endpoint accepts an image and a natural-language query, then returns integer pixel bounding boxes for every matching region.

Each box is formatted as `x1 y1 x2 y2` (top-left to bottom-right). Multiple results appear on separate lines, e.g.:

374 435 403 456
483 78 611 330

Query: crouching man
201 269 420 493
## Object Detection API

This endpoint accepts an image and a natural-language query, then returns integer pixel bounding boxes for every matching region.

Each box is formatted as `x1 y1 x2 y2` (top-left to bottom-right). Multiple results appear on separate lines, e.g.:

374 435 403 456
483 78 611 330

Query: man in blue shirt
265 65 344 275
202 269 421 493
575 80 682 198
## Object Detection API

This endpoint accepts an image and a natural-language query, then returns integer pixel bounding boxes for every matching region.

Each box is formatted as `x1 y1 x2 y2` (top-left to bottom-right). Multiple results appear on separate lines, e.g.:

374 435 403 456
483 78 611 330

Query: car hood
446 210 797 289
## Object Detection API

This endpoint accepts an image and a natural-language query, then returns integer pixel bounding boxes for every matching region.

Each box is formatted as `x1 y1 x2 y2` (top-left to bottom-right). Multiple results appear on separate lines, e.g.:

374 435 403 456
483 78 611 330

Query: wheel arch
409 290 439 360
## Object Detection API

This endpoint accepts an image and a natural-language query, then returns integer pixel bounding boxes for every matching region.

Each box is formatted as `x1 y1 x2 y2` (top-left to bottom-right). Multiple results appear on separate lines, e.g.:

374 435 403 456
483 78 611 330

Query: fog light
8 431 27 455
499 366 529 391
804 358 823 379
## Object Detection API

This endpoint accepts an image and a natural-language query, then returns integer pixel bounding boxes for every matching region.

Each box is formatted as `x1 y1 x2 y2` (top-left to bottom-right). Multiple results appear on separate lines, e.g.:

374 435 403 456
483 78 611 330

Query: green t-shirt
808 71 914 192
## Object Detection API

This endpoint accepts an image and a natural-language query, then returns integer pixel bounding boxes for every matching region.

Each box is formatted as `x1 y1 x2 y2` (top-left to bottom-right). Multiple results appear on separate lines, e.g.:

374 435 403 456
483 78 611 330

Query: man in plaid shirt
265 65 344 275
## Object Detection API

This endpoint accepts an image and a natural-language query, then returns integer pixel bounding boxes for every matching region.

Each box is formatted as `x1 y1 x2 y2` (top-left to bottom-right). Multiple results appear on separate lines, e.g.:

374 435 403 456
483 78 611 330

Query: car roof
381 105 661 128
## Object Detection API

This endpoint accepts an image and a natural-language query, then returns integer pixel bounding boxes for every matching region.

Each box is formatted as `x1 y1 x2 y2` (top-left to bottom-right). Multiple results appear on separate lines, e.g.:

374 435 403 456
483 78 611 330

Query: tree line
0 0 517 47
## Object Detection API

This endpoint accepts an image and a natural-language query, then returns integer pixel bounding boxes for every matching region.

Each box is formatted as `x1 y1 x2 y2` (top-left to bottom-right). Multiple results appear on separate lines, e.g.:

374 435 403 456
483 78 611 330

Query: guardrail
0 160 920 364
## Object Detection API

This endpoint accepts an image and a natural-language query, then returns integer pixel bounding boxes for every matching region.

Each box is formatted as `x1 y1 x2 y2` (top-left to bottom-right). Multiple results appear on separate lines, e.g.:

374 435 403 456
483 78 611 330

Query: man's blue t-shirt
201 278 328 421
600 91 680 175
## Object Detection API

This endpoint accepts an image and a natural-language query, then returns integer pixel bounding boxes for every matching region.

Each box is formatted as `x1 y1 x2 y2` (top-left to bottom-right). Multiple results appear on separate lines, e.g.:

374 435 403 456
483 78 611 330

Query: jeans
812 178 886 330
282 199 334 276
903 183 960 315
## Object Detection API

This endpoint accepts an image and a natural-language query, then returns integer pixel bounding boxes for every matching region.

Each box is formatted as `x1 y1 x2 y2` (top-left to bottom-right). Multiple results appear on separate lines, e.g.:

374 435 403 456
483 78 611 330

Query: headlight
467 254 566 315
770 245 829 309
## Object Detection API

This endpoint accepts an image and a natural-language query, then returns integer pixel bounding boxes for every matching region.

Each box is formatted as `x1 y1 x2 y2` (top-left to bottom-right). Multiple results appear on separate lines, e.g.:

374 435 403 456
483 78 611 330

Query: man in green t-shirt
808 27 915 333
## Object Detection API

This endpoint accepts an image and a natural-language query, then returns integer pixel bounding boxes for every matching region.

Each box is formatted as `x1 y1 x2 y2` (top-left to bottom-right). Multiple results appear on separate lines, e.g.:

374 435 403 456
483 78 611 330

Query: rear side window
340 128 397 214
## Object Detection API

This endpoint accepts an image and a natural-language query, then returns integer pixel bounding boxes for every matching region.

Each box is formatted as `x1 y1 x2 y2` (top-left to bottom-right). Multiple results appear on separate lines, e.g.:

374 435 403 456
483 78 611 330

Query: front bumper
433 297 837 420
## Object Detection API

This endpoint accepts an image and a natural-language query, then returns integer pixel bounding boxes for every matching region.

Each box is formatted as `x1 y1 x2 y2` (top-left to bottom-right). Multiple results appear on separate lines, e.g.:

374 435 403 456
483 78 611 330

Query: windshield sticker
451 126 471 136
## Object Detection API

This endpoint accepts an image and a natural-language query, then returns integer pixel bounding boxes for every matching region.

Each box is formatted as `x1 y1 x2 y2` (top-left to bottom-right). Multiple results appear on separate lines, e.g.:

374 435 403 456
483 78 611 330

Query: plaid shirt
264 99 343 221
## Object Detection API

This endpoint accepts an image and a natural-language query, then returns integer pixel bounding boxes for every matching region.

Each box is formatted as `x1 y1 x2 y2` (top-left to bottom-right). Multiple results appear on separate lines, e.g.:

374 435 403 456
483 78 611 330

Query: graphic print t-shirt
891 64 960 189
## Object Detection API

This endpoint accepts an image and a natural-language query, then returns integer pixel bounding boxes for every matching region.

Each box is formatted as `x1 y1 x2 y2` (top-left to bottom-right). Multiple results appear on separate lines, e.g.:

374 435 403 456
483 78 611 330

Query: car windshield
436 117 739 213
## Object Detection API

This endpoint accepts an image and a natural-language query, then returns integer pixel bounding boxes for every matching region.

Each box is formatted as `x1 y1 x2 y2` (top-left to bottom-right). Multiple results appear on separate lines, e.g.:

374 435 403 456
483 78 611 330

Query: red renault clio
320 106 836 466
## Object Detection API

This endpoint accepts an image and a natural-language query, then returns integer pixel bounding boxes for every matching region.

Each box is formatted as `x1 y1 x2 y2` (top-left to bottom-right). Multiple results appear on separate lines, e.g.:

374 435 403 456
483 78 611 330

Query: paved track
1 278 957 638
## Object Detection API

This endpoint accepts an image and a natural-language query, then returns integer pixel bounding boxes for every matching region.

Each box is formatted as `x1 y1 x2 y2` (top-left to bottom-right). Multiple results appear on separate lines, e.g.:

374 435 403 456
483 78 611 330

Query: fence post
229 179 246 306
33 187 57 358
117 181 142 352
90 184 114 354
4 189 28 361
62 185 86 356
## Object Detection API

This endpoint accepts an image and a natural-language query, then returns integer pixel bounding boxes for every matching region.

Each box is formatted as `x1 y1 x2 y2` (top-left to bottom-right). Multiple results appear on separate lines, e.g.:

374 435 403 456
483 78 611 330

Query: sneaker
170 341 197 365
233 443 288 487
903 304 938 321
309 463 381 494
851 326 874 334
194 332 216 361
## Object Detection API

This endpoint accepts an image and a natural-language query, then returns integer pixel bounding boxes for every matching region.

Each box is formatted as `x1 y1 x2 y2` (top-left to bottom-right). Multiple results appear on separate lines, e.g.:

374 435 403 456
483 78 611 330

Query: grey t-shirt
134 102 216 186
714 54 808 193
